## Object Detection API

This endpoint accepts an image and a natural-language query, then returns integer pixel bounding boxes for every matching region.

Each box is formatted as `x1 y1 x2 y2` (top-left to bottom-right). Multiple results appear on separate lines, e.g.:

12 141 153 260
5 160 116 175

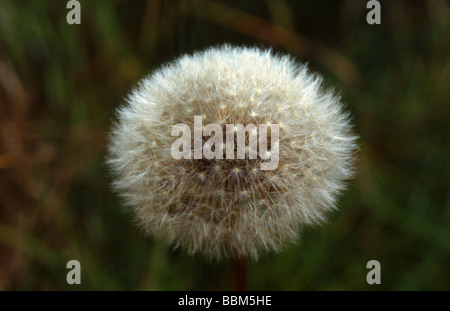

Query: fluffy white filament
107 45 357 260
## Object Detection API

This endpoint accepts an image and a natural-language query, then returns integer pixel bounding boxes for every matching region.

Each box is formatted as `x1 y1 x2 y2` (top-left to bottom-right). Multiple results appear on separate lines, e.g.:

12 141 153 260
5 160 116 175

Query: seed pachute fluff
107 45 358 260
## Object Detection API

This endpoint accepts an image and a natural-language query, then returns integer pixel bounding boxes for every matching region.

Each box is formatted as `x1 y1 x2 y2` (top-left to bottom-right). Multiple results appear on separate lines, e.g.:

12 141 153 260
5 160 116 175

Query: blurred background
0 0 449 290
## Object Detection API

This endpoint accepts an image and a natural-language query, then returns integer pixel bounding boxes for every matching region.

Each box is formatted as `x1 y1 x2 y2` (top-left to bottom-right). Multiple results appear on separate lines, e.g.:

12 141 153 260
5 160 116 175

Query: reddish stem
231 258 246 291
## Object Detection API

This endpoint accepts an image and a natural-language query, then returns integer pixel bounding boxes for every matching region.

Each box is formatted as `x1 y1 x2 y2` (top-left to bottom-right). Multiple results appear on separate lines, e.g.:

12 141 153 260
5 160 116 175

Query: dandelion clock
107 45 357 266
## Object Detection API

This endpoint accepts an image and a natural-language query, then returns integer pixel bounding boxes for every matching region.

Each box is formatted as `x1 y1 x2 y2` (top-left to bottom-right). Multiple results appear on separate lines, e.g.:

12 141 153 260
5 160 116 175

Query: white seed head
107 45 358 260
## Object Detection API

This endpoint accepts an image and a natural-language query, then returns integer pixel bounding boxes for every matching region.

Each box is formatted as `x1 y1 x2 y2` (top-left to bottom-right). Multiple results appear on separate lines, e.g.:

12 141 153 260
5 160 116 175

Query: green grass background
0 0 449 290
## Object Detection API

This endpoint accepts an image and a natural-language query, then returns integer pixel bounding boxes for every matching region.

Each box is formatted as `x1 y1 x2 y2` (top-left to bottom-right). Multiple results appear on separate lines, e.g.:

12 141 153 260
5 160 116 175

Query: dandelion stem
230 258 246 291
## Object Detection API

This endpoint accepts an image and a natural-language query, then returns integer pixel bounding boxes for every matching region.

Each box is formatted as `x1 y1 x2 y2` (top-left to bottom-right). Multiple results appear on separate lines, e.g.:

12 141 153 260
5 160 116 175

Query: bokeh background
0 0 449 290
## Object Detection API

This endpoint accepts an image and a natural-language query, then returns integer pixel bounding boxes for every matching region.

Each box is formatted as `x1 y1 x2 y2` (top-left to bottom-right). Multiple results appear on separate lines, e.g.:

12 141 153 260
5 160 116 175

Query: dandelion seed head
107 45 358 260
